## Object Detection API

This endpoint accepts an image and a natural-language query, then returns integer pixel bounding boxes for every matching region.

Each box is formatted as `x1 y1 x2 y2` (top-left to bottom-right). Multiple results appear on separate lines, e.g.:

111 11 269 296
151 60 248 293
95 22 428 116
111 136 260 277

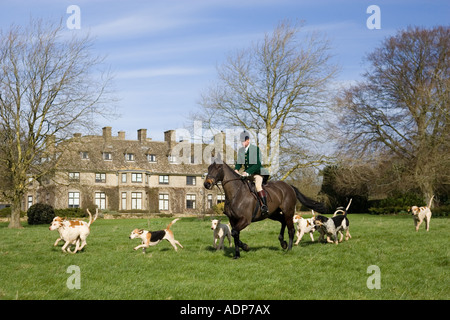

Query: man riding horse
234 131 269 216
203 131 328 259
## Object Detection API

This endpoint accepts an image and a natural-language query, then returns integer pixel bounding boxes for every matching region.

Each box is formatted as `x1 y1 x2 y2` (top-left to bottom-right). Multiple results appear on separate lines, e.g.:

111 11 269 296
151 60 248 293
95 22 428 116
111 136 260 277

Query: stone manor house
24 127 225 214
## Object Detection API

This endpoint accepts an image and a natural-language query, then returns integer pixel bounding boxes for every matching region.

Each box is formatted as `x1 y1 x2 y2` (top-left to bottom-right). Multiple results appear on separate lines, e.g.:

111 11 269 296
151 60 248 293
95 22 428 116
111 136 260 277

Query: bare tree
194 20 338 180
0 19 114 228
335 26 450 201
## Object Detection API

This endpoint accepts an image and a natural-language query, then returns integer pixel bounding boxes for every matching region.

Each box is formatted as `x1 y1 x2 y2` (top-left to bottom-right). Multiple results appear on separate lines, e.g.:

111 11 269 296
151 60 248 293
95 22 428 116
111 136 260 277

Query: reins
221 177 245 187
222 176 259 200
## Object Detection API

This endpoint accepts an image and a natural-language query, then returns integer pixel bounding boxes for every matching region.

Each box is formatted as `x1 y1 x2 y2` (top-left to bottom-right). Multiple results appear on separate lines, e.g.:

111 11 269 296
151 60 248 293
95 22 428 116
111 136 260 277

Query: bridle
206 176 225 194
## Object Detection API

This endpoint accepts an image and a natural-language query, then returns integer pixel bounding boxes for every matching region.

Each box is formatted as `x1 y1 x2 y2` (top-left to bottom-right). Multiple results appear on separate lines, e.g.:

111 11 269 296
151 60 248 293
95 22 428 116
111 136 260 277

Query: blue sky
1 0 449 141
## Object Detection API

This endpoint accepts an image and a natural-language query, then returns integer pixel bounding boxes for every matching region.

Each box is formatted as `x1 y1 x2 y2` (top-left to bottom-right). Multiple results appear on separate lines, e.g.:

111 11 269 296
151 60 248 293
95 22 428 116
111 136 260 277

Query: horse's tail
291 185 328 214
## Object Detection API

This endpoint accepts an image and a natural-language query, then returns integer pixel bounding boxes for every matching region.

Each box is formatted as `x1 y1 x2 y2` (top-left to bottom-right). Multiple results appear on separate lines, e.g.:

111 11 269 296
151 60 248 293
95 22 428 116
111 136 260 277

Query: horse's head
204 159 225 190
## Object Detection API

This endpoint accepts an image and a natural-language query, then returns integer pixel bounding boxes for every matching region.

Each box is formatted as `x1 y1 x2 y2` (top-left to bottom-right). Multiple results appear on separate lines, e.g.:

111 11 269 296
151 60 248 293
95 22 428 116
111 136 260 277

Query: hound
313 199 352 244
410 196 434 232
211 219 232 250
293 211 317 245
49 209 98 253
129 218 183 253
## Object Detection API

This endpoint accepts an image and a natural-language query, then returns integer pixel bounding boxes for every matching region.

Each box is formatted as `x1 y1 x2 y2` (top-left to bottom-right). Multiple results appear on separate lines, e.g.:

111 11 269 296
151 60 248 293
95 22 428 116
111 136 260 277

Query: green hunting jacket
235 144 269 176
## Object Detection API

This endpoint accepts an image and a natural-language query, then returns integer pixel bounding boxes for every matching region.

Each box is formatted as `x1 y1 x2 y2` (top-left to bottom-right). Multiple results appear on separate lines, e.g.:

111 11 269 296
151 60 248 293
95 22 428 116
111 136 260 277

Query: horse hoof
242 244 250 252
233 255 240 259
281 241 288 249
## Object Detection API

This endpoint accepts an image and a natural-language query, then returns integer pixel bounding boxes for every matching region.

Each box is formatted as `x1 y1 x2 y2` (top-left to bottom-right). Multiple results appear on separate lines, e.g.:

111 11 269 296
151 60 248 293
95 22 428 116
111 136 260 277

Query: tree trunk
8 199 23 229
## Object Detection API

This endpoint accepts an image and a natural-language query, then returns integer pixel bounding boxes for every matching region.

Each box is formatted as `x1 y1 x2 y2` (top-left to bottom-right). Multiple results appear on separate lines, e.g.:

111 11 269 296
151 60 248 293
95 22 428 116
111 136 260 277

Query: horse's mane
212 155 240 179
221 160 240 178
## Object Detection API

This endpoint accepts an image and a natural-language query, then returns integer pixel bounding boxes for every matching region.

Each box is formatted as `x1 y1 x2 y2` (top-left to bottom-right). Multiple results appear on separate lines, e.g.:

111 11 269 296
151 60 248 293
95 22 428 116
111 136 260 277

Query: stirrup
261 205 269 216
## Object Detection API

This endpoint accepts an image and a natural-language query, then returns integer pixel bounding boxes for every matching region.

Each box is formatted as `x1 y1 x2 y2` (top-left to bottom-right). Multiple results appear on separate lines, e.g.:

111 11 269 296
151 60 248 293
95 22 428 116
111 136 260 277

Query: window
147 154 156 162
159 175 169 184
168 155 177 163
68 172 80 182
186 194 196 209
95 192 106 210
186 176 196 186
131 173 142 183
80 151 89 160
159 194 169 211
121 173 127 183
27 195 33 209
103 152 112 160
125 153 135 161
95 173 106 183
131 192 142 209
217 194 225 204
207 194 213 209
68 192 80 208
121 192 127 210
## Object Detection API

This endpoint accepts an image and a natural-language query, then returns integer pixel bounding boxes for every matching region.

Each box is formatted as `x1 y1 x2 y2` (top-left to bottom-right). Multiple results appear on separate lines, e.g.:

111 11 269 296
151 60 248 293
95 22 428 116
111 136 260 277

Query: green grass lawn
0 214 448 300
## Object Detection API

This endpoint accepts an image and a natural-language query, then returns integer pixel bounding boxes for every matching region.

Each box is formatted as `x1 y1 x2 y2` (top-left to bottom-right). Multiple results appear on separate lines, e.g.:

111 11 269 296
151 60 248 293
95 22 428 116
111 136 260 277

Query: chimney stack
102 126 112 140
164 130 175 150
137 129 147 142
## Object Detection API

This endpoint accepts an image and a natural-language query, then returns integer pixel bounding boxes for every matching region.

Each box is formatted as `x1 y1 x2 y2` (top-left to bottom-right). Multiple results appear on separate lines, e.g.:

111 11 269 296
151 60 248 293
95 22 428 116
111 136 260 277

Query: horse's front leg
231 228 250 259
231 229 241 259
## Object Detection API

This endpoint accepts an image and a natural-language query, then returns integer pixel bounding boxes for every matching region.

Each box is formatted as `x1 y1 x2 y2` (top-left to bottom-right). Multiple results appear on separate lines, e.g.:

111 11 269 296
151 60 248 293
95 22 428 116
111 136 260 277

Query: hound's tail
166 218 180 230
333 199 353 217
86 209 99 227
427 195 435 208
291 185 328 214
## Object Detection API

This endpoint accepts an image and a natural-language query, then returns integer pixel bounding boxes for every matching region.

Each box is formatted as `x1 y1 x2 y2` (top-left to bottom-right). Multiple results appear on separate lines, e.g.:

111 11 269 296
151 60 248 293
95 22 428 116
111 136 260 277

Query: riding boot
258 190 269 216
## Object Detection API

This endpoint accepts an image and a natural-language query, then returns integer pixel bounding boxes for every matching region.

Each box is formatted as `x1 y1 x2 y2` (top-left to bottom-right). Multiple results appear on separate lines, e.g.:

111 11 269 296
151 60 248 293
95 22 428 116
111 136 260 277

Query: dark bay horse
204 159 328 259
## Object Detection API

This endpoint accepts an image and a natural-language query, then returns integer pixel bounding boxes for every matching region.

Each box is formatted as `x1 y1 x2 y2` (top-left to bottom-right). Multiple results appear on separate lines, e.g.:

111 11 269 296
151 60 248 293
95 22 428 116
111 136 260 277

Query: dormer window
103 152 112 160
168 155 177 163
125 153 135 161
80 151 89 160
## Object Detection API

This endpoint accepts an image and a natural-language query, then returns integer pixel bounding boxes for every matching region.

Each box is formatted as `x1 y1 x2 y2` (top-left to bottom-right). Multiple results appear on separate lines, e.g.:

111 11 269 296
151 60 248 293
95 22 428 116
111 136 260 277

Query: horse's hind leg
286 218 295 250
278 222 288 249
270 212 288 249
273 212 295 250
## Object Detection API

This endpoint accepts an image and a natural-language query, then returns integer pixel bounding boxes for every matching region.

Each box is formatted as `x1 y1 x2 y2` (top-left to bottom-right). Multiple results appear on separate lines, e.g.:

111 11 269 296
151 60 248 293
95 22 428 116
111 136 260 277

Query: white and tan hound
129 218 183 253
293 211 317 245
410 195 434 232
49 209 98 253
